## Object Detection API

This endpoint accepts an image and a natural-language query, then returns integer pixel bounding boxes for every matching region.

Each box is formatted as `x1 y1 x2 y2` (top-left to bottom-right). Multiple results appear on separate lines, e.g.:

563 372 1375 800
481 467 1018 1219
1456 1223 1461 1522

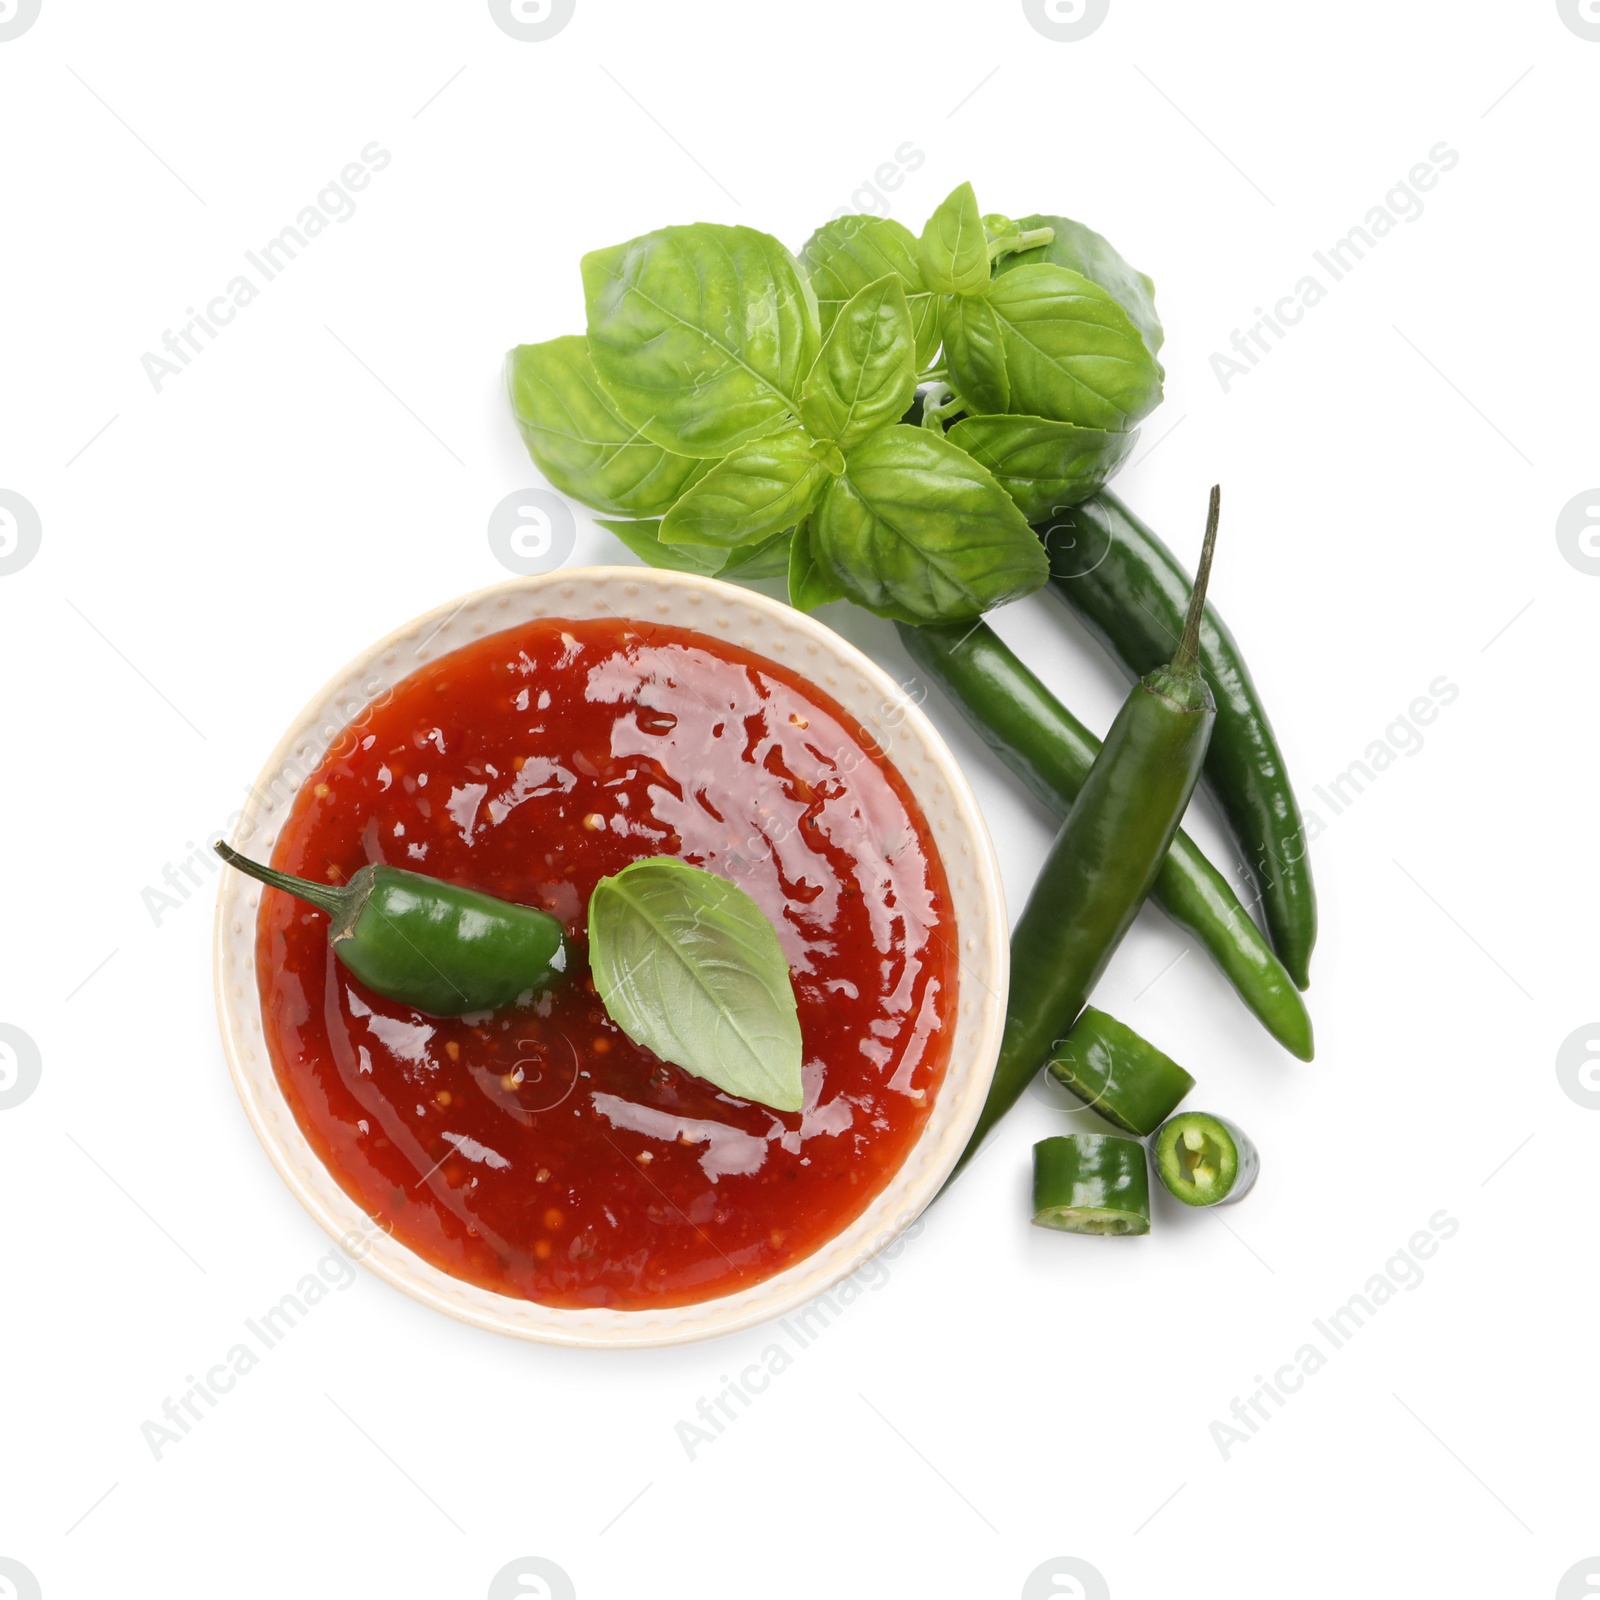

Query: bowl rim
212 565 1008 1348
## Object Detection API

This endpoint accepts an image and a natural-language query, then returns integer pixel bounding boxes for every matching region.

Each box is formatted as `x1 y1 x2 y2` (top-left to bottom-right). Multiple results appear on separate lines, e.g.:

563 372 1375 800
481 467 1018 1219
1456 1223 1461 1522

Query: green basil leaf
997 213 1165 358
588 856 804 1114
940 295 1009 414
787 517 844 611
599 518 793 580
596 517 729 576
583 223 819 459
506 337 710 518
919 181 990 297
945 415 1140 521
797 216 944 370
660 429 827 548
982 211 1020 247
721 530 795 579
799 275 917 449
945 263 1163 431
811 425 1047 624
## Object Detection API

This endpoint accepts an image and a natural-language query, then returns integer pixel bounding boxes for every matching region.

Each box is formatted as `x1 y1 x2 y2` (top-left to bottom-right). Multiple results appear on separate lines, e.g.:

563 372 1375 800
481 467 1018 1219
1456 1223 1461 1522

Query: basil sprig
507 182 1166 621
588 858 804 1115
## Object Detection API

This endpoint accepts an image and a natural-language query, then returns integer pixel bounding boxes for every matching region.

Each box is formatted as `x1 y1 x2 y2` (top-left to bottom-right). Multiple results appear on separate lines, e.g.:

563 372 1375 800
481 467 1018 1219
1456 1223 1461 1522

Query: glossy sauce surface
256 616 955 1309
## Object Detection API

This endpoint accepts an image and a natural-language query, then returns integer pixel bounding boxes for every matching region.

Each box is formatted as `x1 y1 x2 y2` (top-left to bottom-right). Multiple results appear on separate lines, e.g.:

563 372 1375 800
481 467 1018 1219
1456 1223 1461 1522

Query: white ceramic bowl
213 567 1007 1348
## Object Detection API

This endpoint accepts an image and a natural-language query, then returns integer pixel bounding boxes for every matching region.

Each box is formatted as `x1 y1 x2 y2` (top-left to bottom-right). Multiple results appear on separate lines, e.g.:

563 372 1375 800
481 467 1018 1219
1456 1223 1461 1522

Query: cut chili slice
1047 1006 1193 1136
1031 1134 1151 1236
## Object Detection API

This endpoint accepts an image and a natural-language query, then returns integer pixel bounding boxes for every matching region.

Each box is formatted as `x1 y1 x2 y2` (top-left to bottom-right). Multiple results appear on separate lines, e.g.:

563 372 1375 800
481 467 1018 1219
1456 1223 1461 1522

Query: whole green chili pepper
1152 1112 1259 1207
1041 491 1317 990
948 487 1222 1183
1046 1007 1193 1136
896 617 1313 1060
1032 1133 1151 1236
216 842 567 1017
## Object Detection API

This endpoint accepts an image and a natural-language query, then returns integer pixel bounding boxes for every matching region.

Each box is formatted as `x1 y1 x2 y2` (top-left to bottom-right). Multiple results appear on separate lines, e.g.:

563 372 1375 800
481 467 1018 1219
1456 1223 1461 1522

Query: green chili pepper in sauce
1152 1112 1259 1207
896 618 1313 1060
948 487 1223 1184
1032 1134 1151 1236
216 842 567 1017
1041 491 1317 990
1046 1007 1193 1136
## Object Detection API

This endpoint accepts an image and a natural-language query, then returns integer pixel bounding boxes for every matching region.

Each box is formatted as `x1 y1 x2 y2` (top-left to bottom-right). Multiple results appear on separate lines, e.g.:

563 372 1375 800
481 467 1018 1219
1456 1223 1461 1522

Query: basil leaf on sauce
588 857 804 1114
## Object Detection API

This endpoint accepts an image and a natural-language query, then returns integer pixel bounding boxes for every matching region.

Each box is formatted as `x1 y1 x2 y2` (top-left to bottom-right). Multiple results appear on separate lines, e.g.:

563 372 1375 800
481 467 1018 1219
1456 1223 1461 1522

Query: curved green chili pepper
949 487 1222 1182
1040 491 1317 990
1032 1133 1151 1236
217 842 567 1017
896 617 1313 1059
1047 1007 1193 1136
1152 1112 1259 1207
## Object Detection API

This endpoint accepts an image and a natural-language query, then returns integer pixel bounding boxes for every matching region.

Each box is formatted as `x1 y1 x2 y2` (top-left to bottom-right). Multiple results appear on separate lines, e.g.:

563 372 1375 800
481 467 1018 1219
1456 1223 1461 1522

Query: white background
2 2 1596 1596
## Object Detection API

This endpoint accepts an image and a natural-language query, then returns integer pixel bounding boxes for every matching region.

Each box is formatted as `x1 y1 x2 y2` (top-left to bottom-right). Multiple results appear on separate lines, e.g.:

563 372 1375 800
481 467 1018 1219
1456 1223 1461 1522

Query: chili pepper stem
1170 484 1221 677
214 840 350 919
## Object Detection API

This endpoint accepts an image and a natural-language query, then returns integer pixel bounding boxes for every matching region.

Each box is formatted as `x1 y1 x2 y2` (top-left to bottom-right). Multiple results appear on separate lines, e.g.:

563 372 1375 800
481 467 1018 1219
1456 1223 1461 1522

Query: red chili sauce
256 615 956 1310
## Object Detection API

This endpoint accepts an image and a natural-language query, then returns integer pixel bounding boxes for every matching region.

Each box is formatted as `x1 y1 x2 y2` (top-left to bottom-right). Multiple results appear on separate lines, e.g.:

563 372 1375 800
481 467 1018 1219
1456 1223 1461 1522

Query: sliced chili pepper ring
1152 1112 1259 1207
